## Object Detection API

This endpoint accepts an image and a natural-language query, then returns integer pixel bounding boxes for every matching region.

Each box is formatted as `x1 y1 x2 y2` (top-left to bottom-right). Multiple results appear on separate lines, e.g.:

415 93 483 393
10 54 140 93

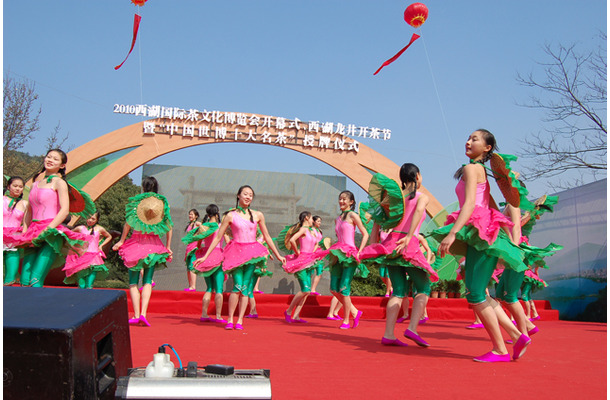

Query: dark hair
203 204 220 223
5 176 25 211
296 211 312 229
185 208 200 231
88 211 100 234
339 190 356 220
235 185 255 222
454 129 498 180
399 163 420 200
142 176 159 193
312 215 323 234
33 149 68 182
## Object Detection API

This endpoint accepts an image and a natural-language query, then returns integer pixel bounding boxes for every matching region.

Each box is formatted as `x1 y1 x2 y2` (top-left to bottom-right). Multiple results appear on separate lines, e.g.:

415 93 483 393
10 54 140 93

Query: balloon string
420 32 459 168
137 5 144 118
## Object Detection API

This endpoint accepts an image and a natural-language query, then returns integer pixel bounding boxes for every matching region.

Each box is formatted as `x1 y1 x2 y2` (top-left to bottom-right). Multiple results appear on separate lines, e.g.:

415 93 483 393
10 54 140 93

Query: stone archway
67 112 443 216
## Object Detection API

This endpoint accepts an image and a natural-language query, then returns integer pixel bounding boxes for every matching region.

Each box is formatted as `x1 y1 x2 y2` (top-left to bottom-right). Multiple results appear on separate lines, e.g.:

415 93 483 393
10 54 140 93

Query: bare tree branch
3 73 41 151
516 33 607 189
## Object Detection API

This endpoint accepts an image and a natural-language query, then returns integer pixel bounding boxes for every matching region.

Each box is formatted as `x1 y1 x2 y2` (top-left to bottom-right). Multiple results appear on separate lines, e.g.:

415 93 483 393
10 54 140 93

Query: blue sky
3 1 606 208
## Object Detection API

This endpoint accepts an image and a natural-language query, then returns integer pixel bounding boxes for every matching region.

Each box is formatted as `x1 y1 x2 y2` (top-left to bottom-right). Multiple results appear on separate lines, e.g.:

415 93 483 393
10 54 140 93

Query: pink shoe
512 334 531 360
339 323 350 329
225 323 234 330
151 282 156 288
506 339 514 344
352 310 363 329
311 292 321 296
531 315 540 321
128 317 140 324
235 323 244 330
384 294 390 298
418 317 429 325
381 337 409 347
473 351 511 362
254 290 264 294
200 317 211 322
139 315 151 327
326 316 338 320
397 316 409 323
245 314 258 319
184 288 196 292
292 318 308 323
284 311 292 323
528 326 539 336
403 329 430 347
211 318 226 323
466 323 484 329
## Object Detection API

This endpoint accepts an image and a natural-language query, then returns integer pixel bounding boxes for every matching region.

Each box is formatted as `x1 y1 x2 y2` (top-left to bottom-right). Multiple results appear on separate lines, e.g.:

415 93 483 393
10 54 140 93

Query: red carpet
125 291 604 400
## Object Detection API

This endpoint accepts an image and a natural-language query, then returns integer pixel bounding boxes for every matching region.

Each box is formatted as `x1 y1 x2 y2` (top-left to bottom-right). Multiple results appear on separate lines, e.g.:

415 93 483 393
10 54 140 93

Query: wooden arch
67 114 443 216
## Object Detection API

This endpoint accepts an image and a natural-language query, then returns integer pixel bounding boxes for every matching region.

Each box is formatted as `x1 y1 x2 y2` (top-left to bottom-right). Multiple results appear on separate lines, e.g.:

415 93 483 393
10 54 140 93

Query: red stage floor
127 303 605 399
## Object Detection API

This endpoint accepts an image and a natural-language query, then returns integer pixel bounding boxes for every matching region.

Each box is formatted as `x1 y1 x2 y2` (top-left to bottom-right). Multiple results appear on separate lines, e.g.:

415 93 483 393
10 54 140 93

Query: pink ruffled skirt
12 219 88 253
360 233 438 282
222 241 268 272
118 231 172 268
193 246 223 273
63 250 106 278
185 241 198 261
445 206 513 246
3 226 22 250
284 249 329 274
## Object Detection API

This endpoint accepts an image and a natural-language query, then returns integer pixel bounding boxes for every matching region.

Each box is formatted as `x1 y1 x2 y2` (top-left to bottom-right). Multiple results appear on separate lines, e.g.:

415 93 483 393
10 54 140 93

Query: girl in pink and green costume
183 208 202 291
281 211 329 323
361 165 439 347
430 130 529 363
63 211 112 288
112 176 173 327
193 185 286 330
3 176 28 285
14 149 88 287
186 204 226 323
327 190 369 329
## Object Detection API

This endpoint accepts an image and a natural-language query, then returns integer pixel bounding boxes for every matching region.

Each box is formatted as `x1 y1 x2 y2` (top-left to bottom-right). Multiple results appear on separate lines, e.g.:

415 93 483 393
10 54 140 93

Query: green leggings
330 264 357 296
231 264 256 296
496 268 525 304
295 268 312 292
3 250 21 285
464 246 498 305
128 267 155 286
204 266 225 293
521 281 533 302
21 244 58 287
78 271 98 289
387 265 431 298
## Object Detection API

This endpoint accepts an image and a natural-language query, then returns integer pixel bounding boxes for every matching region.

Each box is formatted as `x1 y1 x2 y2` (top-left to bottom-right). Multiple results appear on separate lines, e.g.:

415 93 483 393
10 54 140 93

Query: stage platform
128 290 560 321
128 312 605 400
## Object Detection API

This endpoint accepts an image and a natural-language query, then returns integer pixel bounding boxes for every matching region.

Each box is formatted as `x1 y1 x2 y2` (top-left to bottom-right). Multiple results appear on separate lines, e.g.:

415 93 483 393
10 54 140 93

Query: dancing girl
430 129 529 362
113 176 173 326
184 208 202 291
63 211 112 288
15 149 87 287
193 185 286 330
3 176 28 285
327 190 369 329
282 211 329 323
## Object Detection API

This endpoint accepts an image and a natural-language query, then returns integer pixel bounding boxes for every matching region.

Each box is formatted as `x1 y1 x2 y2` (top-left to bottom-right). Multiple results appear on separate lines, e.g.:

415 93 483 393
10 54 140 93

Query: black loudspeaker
3 287 133 400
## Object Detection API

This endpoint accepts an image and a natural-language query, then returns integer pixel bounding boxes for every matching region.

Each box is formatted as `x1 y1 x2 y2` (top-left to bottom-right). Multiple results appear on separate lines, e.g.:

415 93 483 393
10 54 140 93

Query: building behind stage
143 163 346 294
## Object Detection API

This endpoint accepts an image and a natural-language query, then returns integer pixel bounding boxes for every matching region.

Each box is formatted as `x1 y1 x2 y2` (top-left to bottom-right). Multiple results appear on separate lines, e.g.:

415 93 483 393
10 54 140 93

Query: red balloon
131 0 148 6
403 3 428 28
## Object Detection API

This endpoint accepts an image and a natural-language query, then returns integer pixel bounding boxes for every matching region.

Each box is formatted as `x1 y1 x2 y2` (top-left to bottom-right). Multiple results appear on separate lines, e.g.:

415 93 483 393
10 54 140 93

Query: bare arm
192 213 232 266
349 212 369 254
395 193 429 253
98 226 113 249
165 228 173 257
112 223 132 251
45 178 70 230
438 164 480 258
289 227 307 256
256 211 286 264
504 204 522 245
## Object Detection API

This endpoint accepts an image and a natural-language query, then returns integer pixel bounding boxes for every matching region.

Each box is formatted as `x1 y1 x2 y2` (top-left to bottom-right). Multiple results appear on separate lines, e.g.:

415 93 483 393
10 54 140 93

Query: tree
3 73 41 152
516 33 606 189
